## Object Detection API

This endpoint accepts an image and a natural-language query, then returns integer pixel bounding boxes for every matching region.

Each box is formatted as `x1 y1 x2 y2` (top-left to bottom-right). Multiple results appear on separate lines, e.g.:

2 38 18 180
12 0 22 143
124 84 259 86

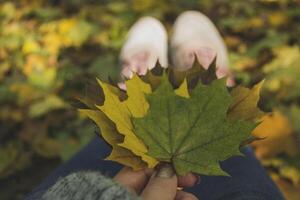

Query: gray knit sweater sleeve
41 171 139 200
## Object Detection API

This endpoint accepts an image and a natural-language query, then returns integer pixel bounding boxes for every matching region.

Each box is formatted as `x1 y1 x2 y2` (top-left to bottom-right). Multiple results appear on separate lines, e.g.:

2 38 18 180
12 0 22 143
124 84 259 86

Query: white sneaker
171 11 234 86
119 16 168 80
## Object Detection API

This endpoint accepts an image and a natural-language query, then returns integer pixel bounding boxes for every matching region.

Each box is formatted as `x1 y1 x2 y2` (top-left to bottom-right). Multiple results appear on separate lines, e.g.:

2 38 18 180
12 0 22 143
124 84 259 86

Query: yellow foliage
228 81 265 122
29 95 67 117
275 180 300 200
224 36 242 49
39 18 94 54
79 109 146 169
174 79 190 98
266 79 281 92
124 74 151 117
263 46 300 73
93 32 110 46
231 55 256 71
0 62 10 80
42 33 63 55
280 166 300 185
97 76 158 168
58 18 77 35
0 2 16 20
22 39 40 54
58 18 77 46
268 12 288 27
23 54 58 87
131 0 154 11
252 111 298 158
23 54 47 76
9 83 40 103
28 67 57 89
249 17 264 28
262 157 300 188
263 46 300 97
3 22 23 36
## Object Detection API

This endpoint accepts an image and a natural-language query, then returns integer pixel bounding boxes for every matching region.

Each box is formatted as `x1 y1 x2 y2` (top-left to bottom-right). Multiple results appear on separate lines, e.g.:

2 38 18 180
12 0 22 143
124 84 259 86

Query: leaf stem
155 163 175 178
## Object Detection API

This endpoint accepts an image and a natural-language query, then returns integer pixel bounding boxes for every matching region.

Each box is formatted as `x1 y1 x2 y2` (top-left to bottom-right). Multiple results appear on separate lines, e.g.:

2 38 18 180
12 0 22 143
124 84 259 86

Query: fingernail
155 163 175 178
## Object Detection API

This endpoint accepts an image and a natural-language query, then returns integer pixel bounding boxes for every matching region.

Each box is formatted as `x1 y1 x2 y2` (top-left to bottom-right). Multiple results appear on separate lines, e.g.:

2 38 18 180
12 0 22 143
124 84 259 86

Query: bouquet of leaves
79 58 264 176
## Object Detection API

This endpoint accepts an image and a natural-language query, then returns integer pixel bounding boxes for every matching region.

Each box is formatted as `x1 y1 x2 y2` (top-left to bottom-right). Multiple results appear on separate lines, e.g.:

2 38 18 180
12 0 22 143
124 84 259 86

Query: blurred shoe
171 11 235 86
119 16 168 80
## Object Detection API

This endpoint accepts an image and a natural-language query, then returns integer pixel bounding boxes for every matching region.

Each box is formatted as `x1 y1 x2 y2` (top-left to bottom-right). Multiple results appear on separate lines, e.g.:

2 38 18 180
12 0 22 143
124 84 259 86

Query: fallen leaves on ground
252 111 298 158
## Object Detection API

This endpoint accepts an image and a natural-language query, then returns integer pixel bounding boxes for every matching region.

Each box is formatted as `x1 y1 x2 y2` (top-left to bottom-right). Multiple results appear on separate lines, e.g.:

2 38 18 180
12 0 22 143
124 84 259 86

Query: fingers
141 164 178 200
114 166 200 200
178 173 199 188
175 191 199 200
114 167 152 194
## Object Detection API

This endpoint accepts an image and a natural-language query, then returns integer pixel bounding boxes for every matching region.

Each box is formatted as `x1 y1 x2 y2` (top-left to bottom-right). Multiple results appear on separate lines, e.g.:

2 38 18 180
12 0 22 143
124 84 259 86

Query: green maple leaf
132 77 256 176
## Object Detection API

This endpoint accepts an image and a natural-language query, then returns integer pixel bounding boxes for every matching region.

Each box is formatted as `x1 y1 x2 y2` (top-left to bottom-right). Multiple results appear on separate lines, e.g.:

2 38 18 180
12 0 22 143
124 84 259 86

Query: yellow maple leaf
97 74 158 168
124 74 151 117
228 81 265 122
252 111 298 158
79 109 146 169
174 79 190 98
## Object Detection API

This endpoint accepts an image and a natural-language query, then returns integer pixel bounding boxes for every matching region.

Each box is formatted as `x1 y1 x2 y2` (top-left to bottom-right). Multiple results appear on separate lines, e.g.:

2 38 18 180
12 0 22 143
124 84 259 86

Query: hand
114 165 199 200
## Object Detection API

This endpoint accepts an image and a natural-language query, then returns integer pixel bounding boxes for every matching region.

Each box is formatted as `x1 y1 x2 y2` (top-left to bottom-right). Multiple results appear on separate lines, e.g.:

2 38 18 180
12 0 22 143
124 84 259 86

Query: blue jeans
26 137 284 200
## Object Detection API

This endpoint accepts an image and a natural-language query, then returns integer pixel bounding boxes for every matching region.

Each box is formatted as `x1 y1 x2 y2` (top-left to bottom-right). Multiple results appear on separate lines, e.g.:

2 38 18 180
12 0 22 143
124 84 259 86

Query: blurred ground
0 0 300 199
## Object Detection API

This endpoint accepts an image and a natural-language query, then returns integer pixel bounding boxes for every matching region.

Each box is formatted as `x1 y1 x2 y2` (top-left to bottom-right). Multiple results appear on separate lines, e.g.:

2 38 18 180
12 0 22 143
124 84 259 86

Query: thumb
141 163 177 200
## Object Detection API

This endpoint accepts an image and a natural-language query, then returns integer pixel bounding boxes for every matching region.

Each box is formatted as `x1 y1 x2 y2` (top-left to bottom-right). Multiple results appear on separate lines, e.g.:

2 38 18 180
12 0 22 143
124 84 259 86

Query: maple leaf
228 81 265 122
96 74 158 168
79 109 146 170
132 76 256 176
80 60 264 175
174 79 189 98
169 55 217 89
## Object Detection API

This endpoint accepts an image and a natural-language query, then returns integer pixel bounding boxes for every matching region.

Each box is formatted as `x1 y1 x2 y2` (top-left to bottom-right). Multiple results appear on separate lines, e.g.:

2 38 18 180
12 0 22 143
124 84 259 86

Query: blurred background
0 0 299 199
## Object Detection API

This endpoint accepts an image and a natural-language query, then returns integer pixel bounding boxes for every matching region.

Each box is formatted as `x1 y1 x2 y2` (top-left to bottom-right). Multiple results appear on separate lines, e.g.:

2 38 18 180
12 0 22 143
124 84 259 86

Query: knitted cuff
41 171 139 200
